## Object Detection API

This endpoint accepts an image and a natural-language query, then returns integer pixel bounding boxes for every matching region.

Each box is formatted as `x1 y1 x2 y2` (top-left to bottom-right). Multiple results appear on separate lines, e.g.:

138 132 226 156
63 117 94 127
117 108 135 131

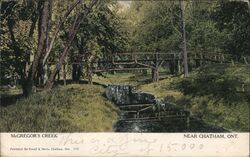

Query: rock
130 91 155 104
105 84 156 105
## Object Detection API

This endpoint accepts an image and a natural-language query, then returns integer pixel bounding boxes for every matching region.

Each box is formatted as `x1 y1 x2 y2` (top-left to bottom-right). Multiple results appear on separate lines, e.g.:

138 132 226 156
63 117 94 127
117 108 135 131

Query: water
105 85 228 133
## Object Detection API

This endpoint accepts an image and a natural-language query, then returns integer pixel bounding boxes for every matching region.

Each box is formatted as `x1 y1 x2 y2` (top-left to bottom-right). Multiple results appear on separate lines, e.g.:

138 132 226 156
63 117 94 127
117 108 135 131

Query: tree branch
44 0 98 90
42 0 83 66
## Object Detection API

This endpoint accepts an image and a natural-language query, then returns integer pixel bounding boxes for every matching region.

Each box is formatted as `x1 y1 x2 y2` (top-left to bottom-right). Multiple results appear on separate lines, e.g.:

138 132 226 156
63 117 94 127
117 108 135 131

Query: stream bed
105 85 228 132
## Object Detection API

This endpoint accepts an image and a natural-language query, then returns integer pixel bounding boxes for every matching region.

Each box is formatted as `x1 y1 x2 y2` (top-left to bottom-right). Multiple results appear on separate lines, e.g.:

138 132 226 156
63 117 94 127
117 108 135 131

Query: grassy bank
1 64 249 132
139 64 250 132
0 84 119 132
91 64 249 131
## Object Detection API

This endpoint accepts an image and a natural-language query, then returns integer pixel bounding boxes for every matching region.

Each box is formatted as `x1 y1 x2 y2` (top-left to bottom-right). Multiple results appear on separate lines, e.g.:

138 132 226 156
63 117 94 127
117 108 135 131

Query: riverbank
1 64 249 132
93 64 250 132
0 84 119 132
139 64 250 132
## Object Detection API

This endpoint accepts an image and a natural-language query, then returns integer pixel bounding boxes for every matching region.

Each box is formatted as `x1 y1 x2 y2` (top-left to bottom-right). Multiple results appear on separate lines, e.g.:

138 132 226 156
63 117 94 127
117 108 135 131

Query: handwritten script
58 134 204 156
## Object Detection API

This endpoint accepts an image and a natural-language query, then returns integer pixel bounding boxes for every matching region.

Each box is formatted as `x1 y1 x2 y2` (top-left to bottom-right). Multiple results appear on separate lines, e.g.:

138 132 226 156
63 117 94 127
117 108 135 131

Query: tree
0 0 98 96
212 1 250 58
180 0 188 77
1 0 40 96
44 0 98 90
31 0 51 87
67 1 128 83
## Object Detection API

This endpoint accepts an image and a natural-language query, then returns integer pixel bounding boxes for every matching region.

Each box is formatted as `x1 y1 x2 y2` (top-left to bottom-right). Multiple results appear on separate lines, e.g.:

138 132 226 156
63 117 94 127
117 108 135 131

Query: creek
105 84 228 132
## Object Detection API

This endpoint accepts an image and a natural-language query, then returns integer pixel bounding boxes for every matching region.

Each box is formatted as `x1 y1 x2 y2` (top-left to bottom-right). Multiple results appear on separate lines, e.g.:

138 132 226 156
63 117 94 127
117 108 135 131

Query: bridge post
177 59 181 73
152 51 159 82
152 68 159 82
111 55 116 75
243 57 248 64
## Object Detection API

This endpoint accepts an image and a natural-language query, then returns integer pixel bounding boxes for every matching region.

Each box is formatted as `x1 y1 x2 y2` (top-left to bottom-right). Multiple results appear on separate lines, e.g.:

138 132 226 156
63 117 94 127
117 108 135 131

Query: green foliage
62 1 129 80
74 1 127 54
211 1 250 57
188 20 224 52
0 84 119 132
123 0 250 59
190 96 249 131
138 64 250 132
125 1 181 51
0 0 37 84
92 64 250 132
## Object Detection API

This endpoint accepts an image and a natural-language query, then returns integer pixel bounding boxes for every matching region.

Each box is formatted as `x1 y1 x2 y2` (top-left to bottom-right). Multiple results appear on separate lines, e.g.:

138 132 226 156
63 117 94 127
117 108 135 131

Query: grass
93 71 170 86
93 72 146 86
0 84 119 132
1 64 249 132
139 64 250 132
92 64 249 131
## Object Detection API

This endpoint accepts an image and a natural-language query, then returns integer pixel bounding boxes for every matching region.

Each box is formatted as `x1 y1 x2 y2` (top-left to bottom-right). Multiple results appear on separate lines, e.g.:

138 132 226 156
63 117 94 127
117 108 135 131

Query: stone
105 84 156 105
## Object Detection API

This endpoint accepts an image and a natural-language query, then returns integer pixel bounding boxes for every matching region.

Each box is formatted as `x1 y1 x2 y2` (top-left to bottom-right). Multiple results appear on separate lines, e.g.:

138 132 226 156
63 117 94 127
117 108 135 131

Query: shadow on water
105 84 228 133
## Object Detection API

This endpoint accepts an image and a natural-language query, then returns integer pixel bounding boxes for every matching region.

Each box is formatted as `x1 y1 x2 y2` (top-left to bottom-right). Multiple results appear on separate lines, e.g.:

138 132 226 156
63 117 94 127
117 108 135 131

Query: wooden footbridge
48 51 249 83
90 51 249 81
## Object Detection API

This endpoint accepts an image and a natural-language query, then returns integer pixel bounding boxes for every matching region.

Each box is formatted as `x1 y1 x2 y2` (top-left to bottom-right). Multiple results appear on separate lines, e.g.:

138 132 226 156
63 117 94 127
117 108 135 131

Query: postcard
0 0 249 156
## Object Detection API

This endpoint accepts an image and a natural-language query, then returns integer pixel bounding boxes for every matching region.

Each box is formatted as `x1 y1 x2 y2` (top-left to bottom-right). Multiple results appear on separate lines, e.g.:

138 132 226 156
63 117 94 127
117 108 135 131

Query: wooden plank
119 104 154 108
112 61 136 65
113 52 180 55
122 110 137 113
121 115 187 121
93 67 150 72
119 119 161 122
119 117 158 121
99 59 178 64
135 61 156 69
119 115 188 121
138 106 153 112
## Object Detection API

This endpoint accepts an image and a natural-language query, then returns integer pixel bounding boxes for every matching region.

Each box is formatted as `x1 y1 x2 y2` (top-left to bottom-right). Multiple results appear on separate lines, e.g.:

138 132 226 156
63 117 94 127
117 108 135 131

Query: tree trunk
44 0 98 90
21 77 33 97
37 0 52 86
76 64 82 82
36 64 45 85
63 64 67 85
18 0 51 97
152 51 159 82
152 68 159 82
169 61 175 74
74 36 85 82
72 63 82 83
180 0 189 77
72 63 78 82
6 1 41 96
43 0 84 66
87 66 93 85
28 0 51 94
32 0 51 80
